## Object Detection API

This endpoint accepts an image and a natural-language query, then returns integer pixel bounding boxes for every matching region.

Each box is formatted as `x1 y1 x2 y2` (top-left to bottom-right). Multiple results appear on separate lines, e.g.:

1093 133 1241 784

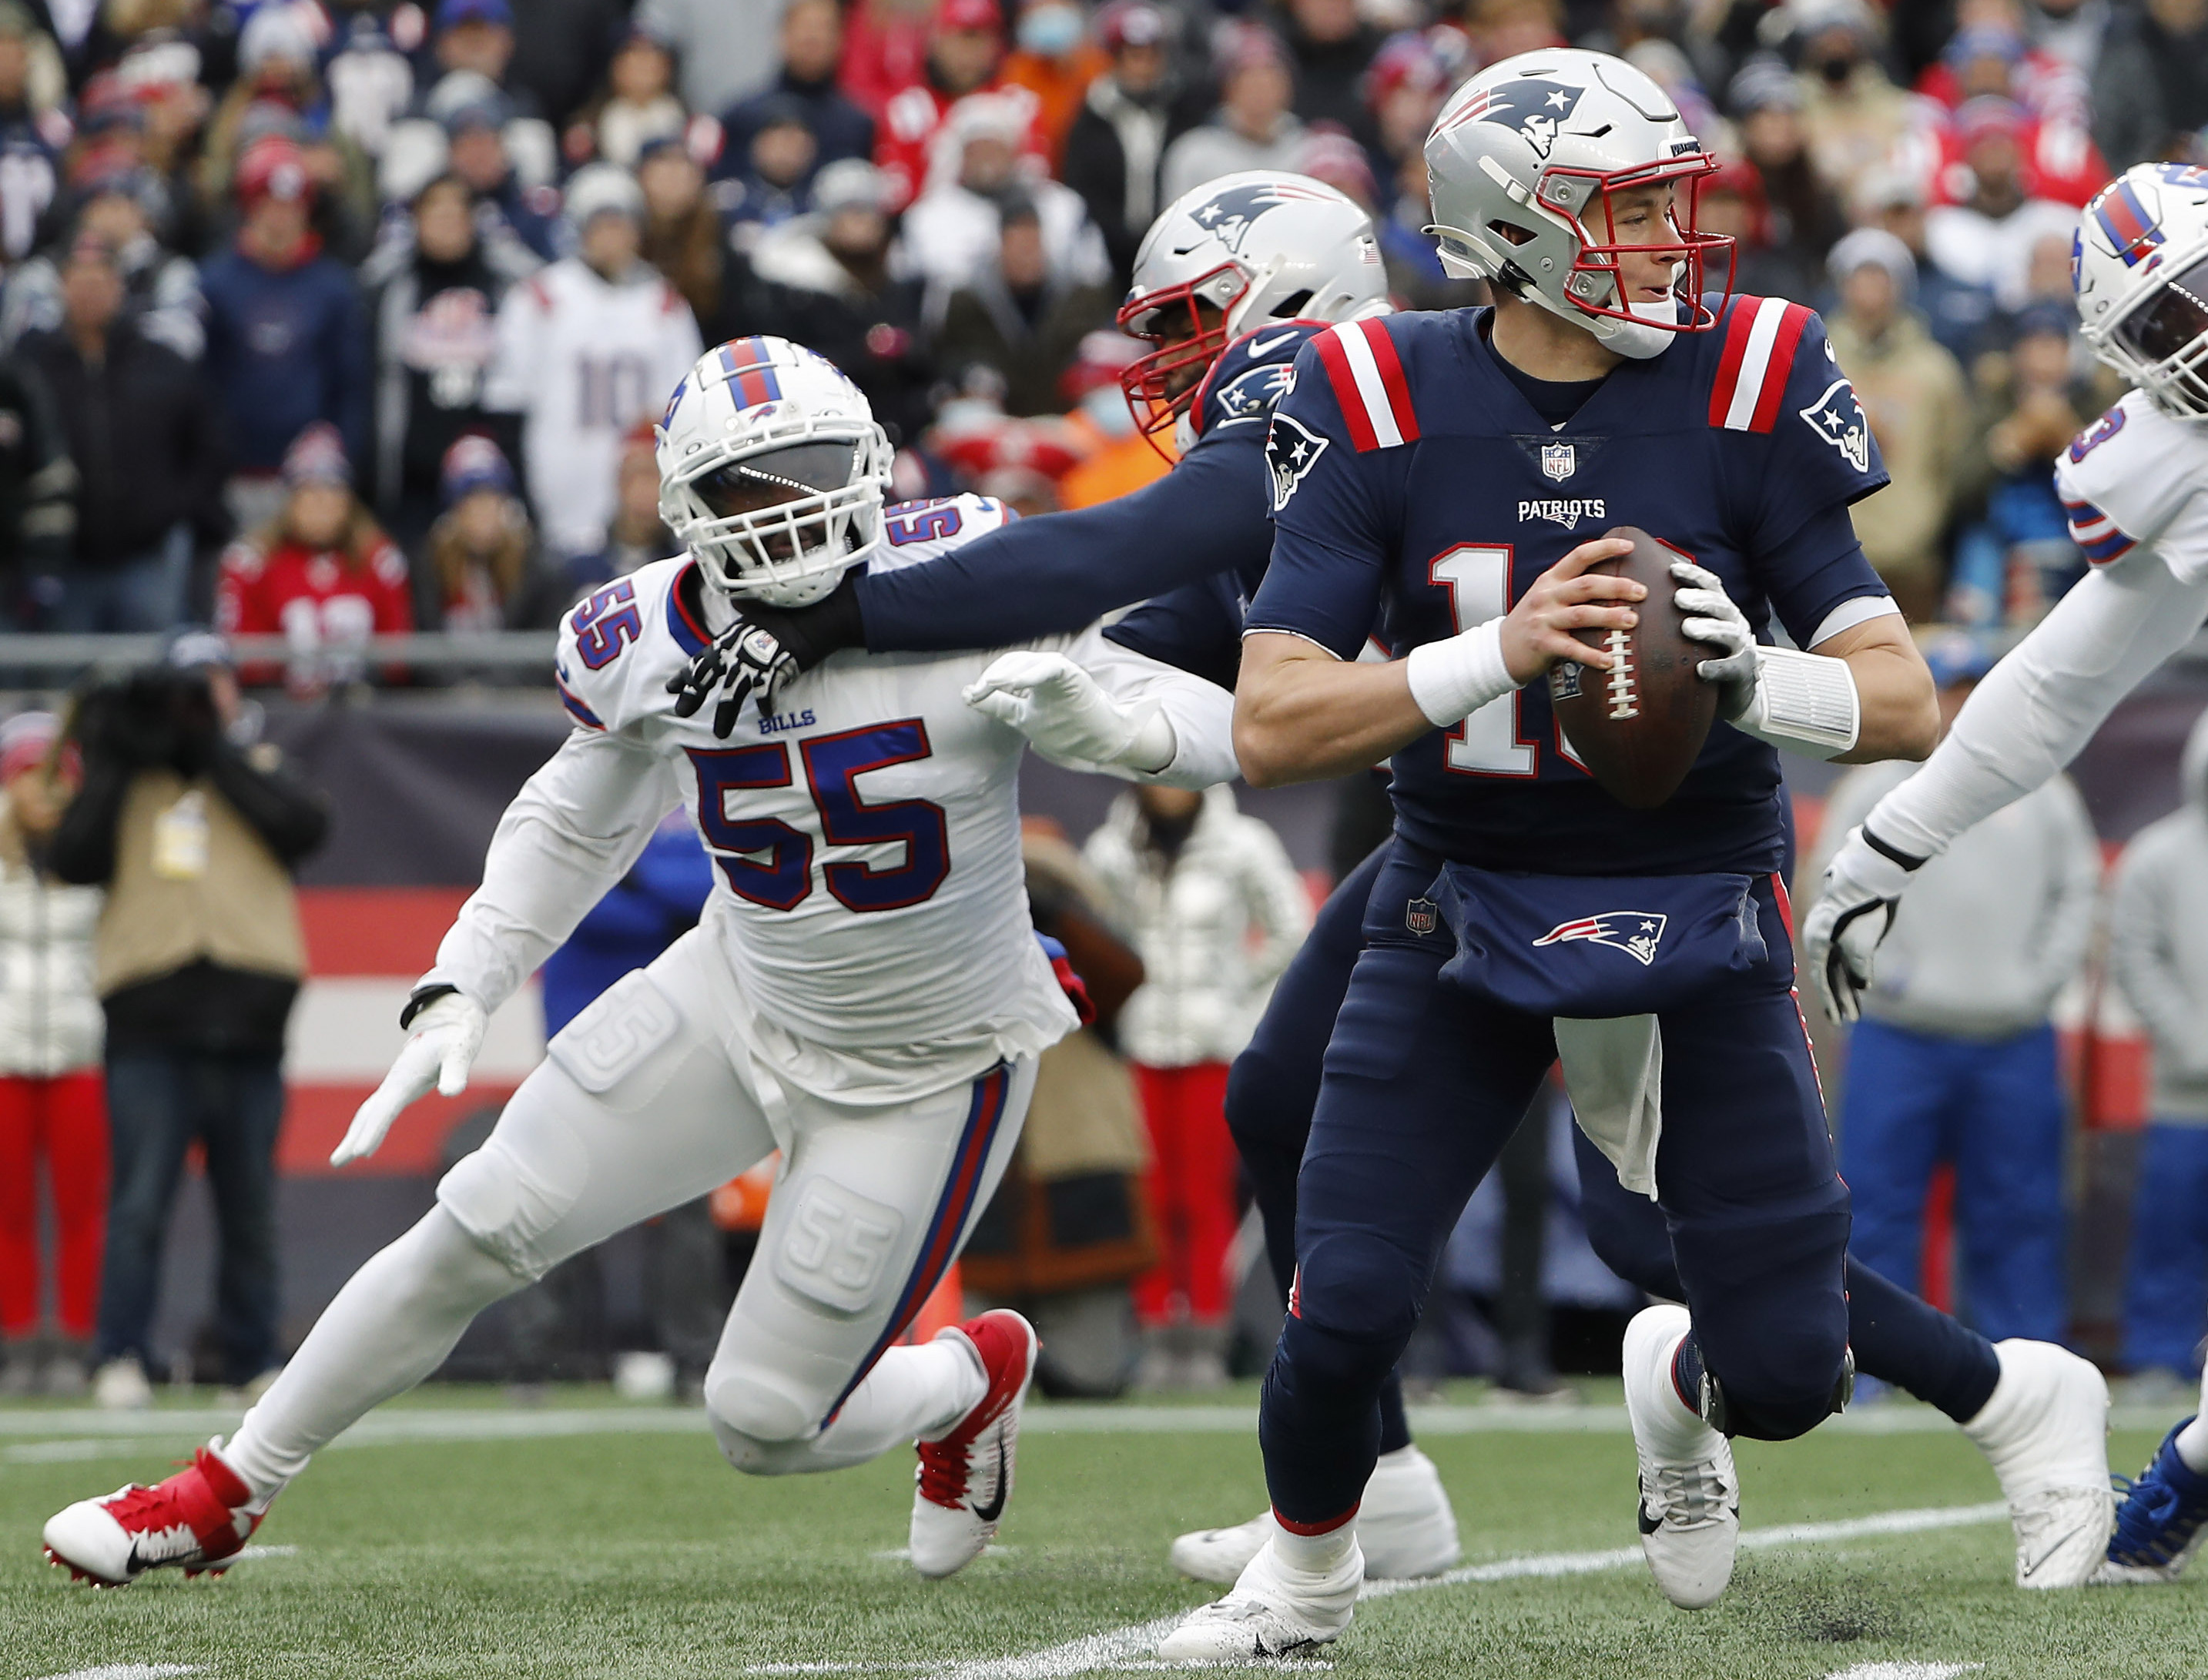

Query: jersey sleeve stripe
1359 317 1421 443
1313 326 1381 451
557 682 605 728
1330 319 1416 450
1746 303 1814 433
1712 296 1791 431
1707 296 1763 427
2076 526 2137 563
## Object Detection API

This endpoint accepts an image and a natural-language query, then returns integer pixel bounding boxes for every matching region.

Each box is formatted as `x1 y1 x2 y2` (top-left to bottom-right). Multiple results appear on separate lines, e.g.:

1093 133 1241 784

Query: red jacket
216 534 414 688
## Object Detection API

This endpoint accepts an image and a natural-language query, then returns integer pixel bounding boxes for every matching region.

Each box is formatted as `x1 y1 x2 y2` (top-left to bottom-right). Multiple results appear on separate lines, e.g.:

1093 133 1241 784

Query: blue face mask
1017 3 1082 56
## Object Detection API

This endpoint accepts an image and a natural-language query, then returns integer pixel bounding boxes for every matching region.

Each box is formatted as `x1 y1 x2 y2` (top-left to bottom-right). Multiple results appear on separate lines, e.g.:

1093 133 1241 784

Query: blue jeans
1839 1018 2068 1344
95 1049 285 1384
2121 1121 2208 1377
48 527 190 634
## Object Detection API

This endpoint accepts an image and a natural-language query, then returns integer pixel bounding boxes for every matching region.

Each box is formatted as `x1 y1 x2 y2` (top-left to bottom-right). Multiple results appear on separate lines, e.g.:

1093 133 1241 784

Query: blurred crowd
0 0 2174 687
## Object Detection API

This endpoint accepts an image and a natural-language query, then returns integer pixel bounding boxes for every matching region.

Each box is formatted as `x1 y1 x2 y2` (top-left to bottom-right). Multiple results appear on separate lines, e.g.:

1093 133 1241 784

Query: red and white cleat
42 1440 260 1586
910 1310 1037 1578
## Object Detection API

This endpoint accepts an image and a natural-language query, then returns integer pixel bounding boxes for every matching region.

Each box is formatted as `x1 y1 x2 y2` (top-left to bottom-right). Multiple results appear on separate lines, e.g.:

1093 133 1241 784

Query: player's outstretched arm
332 728 678 1167
964 628 1241 788
1233 537 1639 787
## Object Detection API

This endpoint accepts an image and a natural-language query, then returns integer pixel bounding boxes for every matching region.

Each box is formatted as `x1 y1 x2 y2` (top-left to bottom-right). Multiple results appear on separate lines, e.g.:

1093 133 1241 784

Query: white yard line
30 1668 206 1680
1824 1665 1982 1680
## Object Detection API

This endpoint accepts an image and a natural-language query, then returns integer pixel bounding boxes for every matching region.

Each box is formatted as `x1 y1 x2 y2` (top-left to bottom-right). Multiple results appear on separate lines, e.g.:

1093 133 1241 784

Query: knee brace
704 1360 818 1449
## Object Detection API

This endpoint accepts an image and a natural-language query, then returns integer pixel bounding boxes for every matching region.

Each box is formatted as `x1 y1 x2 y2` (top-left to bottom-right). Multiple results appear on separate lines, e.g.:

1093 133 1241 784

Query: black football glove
663 574 867 738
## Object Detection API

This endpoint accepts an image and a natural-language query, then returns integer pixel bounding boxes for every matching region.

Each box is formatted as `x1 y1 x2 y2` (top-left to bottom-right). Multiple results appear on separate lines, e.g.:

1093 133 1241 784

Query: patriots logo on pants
1798 379 1871 474
1533 912 1669 966
1442 78 1586 159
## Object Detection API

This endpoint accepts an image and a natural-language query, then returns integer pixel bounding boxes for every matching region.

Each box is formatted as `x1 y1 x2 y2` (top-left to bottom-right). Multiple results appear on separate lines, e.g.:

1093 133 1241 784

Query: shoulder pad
870 493 1013 576
555 558 693 732
2055 390 2203 565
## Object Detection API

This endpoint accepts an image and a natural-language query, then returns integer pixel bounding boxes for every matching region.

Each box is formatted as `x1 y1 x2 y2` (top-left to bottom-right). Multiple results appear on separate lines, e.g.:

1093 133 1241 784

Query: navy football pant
1231 842 1993 1526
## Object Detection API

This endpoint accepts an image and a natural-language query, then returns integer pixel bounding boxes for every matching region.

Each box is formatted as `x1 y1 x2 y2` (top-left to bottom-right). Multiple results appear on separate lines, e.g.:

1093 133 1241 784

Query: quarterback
39 337 1238 1587
1808 159 2208 1585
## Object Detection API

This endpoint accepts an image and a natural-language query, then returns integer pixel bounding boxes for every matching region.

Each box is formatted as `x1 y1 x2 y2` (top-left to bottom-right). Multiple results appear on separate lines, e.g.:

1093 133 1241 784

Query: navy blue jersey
853 323 1327 665
1247 297 1891 875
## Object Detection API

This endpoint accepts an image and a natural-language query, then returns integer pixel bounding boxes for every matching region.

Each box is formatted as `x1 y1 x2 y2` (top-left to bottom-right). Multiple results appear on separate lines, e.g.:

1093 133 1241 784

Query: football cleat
2102 1419 2208 1583
1958 1339 2114 1588
1156 1531 1362 1661
1168 1444 1460 1584
42 1441 260 1586
1623 1304 1739 1610
910 1309 1037 1579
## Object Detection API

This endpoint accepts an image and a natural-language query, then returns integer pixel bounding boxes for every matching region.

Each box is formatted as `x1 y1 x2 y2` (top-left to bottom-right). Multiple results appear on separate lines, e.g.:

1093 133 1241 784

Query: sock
1843 1257 2000 1423
221 1207 524 1504
1272 1513 1357 1575
831 1338 985 1460
1376 1367 1412 1455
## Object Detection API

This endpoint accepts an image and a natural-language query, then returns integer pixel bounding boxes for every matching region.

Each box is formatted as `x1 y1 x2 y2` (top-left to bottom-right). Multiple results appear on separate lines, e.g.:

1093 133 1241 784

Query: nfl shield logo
1406 897 1439 936
1540 443 1576 481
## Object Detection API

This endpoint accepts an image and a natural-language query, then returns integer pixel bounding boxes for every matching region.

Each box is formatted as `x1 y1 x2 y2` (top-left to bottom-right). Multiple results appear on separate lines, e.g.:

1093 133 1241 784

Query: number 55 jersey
431 494 1238 1110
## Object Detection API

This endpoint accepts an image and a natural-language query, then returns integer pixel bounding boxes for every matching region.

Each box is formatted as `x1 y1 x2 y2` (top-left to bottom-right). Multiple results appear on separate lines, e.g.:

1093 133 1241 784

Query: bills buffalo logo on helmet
1184 179 1339 256
1265 413 1330 511
1798 378 1871 474
1533 912 1669 967
1444 77 1586 160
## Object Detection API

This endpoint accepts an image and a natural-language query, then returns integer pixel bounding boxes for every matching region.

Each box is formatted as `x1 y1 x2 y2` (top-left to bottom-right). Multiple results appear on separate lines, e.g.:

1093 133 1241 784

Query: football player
1807 160 2208 1587
1155 46 2092 1660
711 170 2117 1602
39 338 1241 1588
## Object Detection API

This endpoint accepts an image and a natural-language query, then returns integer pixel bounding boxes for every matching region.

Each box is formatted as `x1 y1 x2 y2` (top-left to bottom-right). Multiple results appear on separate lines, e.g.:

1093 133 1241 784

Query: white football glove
963 651 1174 773
331 989 488 1168
1801 825 1922 1024
1672 557 1756 719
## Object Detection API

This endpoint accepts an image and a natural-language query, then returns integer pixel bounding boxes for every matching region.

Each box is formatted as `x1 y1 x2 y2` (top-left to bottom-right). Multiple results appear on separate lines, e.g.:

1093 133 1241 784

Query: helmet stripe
2096 180 2165 267
717 338 785 408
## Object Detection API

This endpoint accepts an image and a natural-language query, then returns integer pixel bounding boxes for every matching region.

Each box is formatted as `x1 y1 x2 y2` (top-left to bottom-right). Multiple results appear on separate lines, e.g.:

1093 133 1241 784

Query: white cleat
909 1310 1037 1579
1623 1304 1739 1610
1960 1338 2114 1588
1157 1531 1362 1662
1167 1444 1461 1584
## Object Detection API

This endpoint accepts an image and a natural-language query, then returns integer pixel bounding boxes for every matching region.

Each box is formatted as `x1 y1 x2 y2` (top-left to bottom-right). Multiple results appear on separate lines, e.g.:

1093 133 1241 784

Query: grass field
0 1383 2199 1680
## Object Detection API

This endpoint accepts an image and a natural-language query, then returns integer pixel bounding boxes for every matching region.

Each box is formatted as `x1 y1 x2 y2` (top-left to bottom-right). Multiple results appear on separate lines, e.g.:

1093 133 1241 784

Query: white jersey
427 495 1238 1108
2054 389 2208 581
484 258 703 560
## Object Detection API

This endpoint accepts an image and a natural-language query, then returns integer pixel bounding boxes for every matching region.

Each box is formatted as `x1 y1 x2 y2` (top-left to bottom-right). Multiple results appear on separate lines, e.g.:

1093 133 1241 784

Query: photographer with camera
51 630 329 1407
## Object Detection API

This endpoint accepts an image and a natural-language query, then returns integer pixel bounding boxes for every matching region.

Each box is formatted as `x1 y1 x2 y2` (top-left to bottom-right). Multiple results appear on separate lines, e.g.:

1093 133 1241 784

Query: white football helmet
2075 163 2208 422
1117 171 1389 443
655 336 894 607
1423 48 1733 360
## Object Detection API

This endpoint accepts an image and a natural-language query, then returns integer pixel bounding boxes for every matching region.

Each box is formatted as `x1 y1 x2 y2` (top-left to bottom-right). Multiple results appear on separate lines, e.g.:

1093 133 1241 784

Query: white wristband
1732 644 1859 758
1406 620 1517 728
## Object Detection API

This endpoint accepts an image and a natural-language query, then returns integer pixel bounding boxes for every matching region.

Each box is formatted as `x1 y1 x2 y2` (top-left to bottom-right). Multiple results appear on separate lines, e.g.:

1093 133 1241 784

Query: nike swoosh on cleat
2021 1524 2090 1578
1638 1504 1660 1537
971 1440 1008 1524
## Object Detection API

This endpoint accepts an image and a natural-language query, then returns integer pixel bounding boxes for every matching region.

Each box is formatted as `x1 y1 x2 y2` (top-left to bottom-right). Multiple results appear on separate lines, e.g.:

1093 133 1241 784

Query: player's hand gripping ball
1544 527 1718 810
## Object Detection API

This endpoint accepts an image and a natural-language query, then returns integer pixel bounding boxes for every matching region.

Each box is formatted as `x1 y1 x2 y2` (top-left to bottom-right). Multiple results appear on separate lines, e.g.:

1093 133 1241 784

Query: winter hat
236 134 316 205
1827 226 1918 305
283 421 352 487
240 4 317 75
0 711 57 783
564 162 645 228
441 433 516 505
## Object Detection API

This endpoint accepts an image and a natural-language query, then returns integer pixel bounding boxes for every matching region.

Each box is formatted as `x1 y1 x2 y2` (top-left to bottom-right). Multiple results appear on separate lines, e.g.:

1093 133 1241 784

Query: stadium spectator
1060 1 1200 283
0 711 105 1399
418 75 562 262
360 172 537 554
1365 30 1449 183
2108 708 2208 1391
839 0 937 121
1925 99 2092 308
1000 0 1107 169
1160 26 1307 206
1280 0 1385 150
377 4 560 213
639 137 731 332
560 22 688 171
215 424 413 697
429 0 541 119
2 165 203 360
1812 633 2099 1350
565 422 672 591
200 136 370 535
424 433 564 630
718 0 876 178
483 163 702 564
1918 15 2091 130
19 233 222 635
1852 164 2002 369
875 0 1030 211
321 12 417 167
1726 55 1848 277
934 193 1116 417
904 92 1108 310
55 630 328 1407
743 158 934 443
638 0 783 122
504 0 628 131
2090 0 2208 171
115 36 214 258
1823 229 1970 624
0 347 71 627
1786 10 1914 199
1083 785 1309 1391
0 2 66 266
715 98 818 256
1697 159 1815 304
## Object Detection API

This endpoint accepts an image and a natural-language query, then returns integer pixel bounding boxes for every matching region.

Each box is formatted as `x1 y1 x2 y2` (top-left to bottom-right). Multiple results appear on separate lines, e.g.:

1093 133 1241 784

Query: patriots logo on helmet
1187 179 1338 256
1798 378 1871 474
1532 912 1668 967
1265 413 1330 511
1444 77 1586 159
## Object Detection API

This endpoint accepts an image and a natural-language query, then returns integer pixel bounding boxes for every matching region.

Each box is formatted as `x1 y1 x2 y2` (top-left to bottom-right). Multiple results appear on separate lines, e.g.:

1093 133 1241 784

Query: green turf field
0 1384 2197 1680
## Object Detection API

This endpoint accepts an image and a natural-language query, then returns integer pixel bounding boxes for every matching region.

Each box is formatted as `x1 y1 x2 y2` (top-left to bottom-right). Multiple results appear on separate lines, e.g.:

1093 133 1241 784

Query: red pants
1133 1061 1238 1327
0 1071 108 1339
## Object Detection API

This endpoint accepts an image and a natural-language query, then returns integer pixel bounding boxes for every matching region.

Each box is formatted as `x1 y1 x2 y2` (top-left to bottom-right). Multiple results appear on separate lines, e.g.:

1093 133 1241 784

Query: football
1546 526 1717 811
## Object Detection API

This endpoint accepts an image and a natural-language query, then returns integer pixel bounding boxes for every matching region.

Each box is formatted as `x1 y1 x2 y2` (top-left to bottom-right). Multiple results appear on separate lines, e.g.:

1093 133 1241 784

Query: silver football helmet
1117 171 1389 443
1424 48 1733 360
